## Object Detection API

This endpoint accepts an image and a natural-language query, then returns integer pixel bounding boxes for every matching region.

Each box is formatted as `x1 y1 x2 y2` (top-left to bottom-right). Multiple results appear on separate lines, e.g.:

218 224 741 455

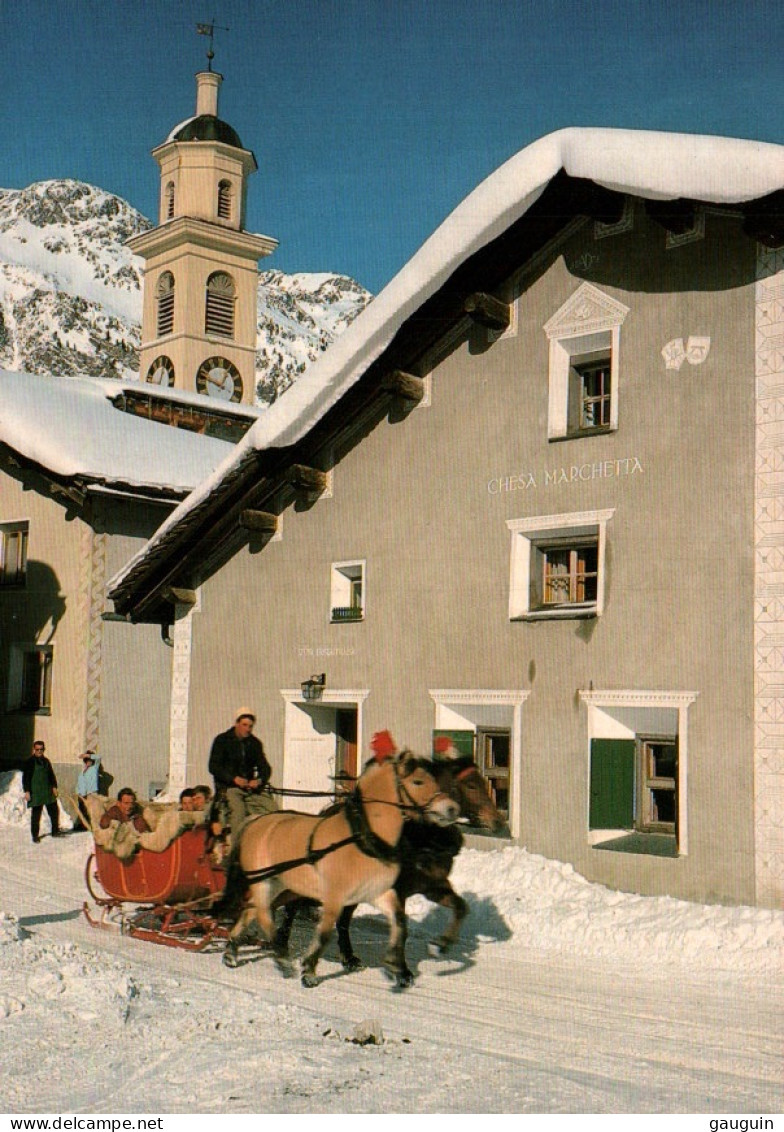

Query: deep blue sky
5 0 782 293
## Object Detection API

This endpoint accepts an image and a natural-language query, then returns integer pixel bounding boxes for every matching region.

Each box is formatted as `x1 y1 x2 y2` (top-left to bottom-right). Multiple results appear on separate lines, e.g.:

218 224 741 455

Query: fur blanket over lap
82 795 205 859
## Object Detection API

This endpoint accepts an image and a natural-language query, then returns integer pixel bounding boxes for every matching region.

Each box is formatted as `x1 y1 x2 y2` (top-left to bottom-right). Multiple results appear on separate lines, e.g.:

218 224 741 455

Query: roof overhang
108 129 784 624
0 439 187 512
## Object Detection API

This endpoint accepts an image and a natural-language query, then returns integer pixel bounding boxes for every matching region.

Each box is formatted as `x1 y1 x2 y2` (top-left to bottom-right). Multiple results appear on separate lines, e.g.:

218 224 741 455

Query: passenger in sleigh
192 785 212 812
99 788 151 834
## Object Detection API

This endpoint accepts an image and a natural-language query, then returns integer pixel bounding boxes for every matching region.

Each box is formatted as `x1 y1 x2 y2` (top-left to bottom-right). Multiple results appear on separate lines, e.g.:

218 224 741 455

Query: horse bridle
439 759 483 823
391 756 453 822
240 759 455 883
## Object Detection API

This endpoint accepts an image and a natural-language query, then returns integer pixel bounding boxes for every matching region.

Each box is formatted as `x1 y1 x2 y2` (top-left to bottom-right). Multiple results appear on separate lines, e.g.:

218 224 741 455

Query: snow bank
0 770 28 826
431 846 784 976
0 769 73 831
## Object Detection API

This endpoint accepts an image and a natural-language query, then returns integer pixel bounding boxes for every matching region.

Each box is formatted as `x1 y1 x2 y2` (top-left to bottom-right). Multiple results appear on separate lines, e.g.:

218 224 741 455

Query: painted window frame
330 559 365 623
7 643 54 714
579 689 698 854
429 689 529 840
0 520 29 588
543 282 629 441
507 509 614 620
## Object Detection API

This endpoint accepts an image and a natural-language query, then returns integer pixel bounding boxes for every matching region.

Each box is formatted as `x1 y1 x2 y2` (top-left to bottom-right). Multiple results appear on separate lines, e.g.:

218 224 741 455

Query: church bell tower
128 69 277 405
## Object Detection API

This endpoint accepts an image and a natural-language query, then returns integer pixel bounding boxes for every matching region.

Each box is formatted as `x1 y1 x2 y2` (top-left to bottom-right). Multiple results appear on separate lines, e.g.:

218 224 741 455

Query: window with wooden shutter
507 510 613 621
205 272 235 338
589 739 635 829
165 180 175 220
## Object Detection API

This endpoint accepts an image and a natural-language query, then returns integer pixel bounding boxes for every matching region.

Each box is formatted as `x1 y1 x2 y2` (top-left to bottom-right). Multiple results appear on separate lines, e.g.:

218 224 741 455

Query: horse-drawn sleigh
83 823 229 949
82 735 505 985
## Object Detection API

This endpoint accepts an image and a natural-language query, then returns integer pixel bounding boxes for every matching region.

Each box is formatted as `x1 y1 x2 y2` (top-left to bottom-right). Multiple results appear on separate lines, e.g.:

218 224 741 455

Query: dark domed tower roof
170 114 244 149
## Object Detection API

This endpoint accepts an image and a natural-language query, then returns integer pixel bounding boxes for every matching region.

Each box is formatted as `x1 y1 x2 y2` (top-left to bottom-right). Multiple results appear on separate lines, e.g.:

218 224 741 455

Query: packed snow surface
0 770 781 1113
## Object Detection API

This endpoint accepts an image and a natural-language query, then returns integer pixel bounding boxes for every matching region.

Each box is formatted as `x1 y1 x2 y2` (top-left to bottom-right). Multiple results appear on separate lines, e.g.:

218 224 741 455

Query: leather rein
241 759 450 886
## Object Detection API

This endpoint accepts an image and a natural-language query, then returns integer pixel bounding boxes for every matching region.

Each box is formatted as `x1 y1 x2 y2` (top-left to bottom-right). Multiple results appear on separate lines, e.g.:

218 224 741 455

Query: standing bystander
22 741 61 844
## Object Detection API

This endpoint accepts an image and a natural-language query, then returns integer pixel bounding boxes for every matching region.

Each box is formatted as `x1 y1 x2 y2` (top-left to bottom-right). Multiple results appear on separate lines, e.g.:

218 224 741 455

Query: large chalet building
108 127 784 908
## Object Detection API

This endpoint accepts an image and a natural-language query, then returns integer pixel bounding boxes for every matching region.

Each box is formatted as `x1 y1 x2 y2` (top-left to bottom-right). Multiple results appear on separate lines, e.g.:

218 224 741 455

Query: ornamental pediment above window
544 282 629 341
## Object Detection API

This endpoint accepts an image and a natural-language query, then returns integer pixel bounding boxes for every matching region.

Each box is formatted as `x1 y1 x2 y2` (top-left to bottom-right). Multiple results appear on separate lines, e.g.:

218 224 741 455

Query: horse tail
212 846 248 920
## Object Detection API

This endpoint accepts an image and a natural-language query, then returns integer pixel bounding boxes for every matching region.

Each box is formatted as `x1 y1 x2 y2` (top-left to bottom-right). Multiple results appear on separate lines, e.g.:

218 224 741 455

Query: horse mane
393 751 437 775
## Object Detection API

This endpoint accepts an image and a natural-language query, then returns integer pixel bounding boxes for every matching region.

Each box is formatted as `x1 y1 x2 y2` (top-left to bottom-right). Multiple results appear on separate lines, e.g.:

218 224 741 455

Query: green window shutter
432 730 475 759
589 739 635 829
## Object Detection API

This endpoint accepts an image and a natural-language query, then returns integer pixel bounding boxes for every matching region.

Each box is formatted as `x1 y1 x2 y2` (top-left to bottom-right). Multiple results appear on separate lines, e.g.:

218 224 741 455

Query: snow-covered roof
0 368 247 497
110 127 784 596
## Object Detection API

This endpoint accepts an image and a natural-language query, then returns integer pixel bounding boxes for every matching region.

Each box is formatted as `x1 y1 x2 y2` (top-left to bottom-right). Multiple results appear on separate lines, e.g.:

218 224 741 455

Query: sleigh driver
207 708 277 860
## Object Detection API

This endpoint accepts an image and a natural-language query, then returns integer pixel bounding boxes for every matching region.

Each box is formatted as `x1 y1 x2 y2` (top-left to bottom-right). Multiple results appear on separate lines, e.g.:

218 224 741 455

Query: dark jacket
22 756 57 805
208 728 271 792
99 802 150 833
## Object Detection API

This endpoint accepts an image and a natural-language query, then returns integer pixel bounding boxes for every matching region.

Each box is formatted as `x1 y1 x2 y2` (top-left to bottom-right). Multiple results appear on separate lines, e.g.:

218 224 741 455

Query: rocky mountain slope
0 180 371 405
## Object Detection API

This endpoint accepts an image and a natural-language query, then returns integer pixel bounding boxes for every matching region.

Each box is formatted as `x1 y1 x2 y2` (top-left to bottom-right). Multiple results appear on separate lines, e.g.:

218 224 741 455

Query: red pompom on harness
370 730 397 762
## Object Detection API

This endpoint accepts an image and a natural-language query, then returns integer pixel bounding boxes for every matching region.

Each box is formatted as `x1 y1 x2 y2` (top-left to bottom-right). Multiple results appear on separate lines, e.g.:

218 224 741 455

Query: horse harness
240 757 449 887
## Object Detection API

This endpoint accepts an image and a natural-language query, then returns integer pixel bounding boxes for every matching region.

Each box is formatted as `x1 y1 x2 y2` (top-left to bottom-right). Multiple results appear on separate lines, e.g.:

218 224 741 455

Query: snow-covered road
0 809 781 1114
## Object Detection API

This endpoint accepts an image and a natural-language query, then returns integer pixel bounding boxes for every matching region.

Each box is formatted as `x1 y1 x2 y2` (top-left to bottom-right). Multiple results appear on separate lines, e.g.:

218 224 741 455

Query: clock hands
205 369 231 390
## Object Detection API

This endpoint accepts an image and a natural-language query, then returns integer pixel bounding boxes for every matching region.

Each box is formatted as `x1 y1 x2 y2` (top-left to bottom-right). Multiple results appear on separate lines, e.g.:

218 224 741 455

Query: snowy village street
0 793 781 1116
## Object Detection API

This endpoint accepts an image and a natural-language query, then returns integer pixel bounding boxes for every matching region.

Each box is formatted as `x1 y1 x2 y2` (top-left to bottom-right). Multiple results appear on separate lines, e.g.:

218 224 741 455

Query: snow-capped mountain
0 180 371 405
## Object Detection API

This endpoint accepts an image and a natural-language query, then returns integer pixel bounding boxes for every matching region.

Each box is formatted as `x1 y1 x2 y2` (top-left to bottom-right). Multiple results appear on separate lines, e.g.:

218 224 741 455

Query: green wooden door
589 739 635 829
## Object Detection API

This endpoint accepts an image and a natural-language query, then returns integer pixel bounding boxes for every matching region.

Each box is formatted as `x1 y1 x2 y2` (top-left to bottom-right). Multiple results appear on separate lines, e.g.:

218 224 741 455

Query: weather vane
196 19 229 72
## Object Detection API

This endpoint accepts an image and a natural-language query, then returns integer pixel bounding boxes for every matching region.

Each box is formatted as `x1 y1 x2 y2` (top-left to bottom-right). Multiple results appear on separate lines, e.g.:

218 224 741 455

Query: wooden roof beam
238 509 278 534
645 198 696 236
286 464 328 499
464 292 511 332
743 190 784 248
580 183 627 226
381 369 425 405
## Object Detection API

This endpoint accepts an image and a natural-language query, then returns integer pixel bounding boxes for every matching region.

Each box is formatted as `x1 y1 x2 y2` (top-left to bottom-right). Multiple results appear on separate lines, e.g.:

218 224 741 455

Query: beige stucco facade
0 476 173 805
159 203 779 906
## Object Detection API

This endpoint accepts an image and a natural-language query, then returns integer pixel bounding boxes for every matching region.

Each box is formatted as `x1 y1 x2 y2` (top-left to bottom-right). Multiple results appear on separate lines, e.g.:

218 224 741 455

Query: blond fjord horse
222 749 459 987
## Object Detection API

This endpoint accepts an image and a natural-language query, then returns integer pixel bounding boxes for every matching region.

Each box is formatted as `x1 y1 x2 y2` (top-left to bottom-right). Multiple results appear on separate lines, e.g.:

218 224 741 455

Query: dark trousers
31 802 59 840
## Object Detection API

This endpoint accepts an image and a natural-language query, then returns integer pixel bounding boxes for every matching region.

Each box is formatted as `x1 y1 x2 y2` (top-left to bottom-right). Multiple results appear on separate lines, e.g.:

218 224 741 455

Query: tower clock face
196 356 243 402
146 356 175 387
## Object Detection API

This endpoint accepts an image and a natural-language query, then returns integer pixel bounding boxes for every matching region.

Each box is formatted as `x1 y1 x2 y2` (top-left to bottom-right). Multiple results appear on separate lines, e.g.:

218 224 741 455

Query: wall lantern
301 673 326 702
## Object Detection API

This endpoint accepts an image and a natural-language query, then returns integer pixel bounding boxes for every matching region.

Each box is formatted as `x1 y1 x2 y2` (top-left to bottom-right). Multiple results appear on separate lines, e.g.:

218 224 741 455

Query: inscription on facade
298 645 356 658
487 456 643 495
